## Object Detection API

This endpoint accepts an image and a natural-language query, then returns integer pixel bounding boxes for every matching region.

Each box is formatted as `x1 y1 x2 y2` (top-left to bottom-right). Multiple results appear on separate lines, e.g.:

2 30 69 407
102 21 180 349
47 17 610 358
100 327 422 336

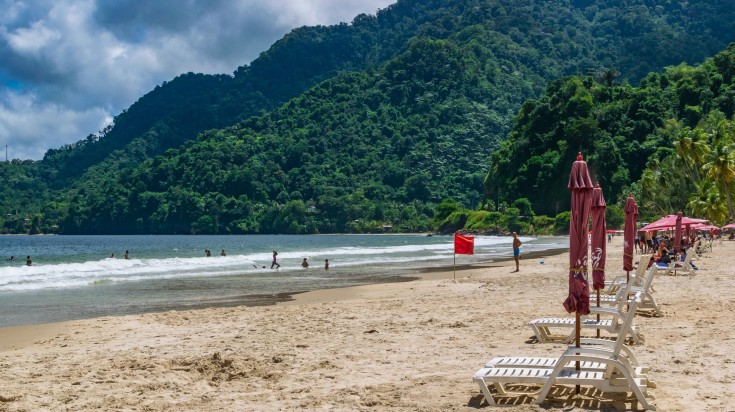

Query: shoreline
0 248 568 350
2 237 731 410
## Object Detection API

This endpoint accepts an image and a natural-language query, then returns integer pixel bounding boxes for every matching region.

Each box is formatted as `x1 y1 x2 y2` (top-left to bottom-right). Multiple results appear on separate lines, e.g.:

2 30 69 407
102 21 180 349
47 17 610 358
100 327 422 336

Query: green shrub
553 211 571 234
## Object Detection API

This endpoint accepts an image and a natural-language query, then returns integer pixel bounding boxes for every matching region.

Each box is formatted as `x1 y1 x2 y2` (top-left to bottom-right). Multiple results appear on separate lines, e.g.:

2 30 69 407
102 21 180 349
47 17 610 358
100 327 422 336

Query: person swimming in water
301 258 309 268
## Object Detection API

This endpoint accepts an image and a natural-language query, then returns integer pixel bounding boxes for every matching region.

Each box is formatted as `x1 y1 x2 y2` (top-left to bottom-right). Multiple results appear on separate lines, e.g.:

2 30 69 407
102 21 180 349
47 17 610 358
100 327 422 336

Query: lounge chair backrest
682 248 694 265
604 292 644 377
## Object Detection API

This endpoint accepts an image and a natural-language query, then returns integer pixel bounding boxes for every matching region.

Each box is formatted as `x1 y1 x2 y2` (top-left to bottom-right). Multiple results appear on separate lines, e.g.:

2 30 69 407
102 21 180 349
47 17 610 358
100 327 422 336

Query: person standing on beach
512 232 522 272
271 251 280 269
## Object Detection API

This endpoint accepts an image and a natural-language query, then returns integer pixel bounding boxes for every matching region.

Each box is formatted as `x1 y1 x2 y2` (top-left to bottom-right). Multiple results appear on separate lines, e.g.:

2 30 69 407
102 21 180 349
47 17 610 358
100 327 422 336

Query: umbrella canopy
623 194 638 272
723 223 735 230
590 183 607 291
640 214 708 231
675 211 683 251
690 223 721 231
563 153 593 316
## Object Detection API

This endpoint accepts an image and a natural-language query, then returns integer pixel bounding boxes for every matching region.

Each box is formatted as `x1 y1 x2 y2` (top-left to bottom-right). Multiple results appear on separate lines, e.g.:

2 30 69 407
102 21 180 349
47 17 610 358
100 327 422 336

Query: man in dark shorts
512 232 522 272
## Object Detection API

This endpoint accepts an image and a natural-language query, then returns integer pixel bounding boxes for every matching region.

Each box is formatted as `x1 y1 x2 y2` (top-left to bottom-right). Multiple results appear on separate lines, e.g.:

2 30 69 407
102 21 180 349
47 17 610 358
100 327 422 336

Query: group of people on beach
634 231 701 270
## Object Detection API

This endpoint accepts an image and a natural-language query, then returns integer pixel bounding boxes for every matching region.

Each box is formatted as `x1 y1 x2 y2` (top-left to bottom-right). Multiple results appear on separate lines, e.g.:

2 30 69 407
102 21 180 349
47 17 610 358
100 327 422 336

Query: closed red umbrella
590 183 607 339
675 211 683 252
623 194 638 277
563 153 593 317
563 153 593 394
591 183 607 291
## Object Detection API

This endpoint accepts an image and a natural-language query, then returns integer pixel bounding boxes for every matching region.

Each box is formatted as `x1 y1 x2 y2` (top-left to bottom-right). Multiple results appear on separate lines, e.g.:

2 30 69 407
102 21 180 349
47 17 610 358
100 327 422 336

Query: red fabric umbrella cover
675 211 683 251
640 215 707 231
591 183 607 291
563 154 593 315
623 194 638 272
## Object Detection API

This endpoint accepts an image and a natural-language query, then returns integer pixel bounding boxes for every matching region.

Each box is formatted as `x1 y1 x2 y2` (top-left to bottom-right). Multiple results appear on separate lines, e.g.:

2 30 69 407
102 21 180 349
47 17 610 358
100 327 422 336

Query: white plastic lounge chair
528 275 646 344
655 246 697 276
604 254 652 295
473 293 656 410
598 264 661 316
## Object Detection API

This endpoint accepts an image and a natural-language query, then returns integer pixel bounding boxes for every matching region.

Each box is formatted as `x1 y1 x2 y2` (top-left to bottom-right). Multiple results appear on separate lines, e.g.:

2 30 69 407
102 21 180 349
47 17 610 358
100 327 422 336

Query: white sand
0 236 733 411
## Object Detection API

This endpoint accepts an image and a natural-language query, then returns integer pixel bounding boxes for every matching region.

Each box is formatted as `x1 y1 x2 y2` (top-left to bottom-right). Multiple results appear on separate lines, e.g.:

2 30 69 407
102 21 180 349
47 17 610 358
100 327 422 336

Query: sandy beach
1 236 733 411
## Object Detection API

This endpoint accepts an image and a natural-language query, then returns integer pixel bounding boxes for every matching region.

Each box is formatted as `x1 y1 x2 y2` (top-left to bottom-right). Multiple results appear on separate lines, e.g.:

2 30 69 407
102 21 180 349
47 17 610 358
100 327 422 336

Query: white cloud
0 0 395 160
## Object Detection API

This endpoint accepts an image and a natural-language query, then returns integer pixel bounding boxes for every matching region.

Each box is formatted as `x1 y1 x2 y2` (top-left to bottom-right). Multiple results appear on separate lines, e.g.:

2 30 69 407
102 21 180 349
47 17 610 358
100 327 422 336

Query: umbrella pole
596 290 600 338
626 270 631 311
453 253 456 280
576 310 581 394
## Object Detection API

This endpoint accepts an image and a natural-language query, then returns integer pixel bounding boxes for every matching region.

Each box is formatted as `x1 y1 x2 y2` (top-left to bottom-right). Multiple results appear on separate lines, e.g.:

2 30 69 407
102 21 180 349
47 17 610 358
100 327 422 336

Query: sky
0 0 395 161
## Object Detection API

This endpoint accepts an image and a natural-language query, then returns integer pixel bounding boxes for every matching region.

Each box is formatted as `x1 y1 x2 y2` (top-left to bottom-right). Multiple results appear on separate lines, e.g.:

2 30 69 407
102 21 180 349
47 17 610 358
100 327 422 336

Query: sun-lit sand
1 236 733 411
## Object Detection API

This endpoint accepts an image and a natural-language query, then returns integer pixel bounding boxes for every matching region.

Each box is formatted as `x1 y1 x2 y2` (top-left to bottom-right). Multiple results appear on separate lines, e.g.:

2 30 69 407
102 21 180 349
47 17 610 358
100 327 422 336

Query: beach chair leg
474 379 498 405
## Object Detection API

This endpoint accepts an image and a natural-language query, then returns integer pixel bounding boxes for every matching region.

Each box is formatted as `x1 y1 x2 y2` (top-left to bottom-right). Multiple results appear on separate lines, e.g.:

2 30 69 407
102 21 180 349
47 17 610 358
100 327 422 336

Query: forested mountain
486 44 735 225
3 0 735 234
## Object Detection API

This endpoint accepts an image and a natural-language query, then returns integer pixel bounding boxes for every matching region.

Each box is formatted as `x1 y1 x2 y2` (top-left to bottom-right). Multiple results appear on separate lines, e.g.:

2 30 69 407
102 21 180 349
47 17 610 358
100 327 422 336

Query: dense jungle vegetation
485 44 735 227
2 0 735 234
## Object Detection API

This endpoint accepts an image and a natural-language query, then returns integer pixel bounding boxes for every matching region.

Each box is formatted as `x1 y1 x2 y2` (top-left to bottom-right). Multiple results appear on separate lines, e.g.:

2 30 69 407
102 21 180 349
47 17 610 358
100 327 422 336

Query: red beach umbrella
563 153 593 394
591 183 607 292
640 215 707 231
675 211 683 251
623 194 638 276
563 153 593 317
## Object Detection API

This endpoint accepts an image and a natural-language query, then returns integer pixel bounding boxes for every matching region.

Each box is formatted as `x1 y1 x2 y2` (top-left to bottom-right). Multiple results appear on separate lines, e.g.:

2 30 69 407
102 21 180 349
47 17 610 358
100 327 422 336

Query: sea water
0 234 566 327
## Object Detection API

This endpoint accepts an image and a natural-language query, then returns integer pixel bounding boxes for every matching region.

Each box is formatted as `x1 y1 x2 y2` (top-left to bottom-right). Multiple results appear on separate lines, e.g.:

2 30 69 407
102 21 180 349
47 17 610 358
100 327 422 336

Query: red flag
454 234 474 255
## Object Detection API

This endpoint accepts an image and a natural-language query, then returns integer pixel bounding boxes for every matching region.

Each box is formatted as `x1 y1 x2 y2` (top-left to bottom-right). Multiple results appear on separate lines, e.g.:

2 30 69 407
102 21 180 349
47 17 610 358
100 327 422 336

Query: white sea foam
0 235 555 292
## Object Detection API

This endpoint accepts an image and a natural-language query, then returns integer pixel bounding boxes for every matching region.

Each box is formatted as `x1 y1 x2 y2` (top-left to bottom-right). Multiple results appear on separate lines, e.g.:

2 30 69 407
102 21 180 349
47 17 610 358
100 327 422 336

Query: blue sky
0 0 394 160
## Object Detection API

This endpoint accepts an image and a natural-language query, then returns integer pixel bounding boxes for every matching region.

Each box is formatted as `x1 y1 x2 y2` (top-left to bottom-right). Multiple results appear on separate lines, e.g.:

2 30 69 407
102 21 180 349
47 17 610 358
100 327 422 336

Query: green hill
485 44 735 226
4 0 735 233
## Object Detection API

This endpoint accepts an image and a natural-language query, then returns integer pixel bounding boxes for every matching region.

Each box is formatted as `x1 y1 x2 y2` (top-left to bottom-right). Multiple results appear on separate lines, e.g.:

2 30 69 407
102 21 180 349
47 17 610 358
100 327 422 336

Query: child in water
301 258 309 268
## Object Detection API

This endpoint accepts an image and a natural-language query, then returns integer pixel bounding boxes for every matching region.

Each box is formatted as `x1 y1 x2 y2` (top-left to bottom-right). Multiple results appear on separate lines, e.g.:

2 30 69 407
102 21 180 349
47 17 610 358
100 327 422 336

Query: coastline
0 247 567 349
1 237 732 410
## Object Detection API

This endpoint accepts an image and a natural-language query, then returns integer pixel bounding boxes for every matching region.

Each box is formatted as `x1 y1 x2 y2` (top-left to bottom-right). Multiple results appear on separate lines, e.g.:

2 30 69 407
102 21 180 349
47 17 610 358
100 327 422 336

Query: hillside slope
4 0 735 233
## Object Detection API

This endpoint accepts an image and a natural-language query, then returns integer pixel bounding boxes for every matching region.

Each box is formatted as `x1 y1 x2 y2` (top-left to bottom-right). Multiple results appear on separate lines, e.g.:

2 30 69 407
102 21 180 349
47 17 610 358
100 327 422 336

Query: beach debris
364 329 379 334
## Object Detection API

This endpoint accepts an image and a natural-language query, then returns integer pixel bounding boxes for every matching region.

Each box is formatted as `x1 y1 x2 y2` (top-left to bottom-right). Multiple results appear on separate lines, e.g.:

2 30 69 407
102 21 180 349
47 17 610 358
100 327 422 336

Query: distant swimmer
7 256 14 262
26 255 32 266
205 249 211 257
221 249 226 256
301 258 309 269
271 251 280 269
110 253 115 258
124 250 129 259
325 259 329 270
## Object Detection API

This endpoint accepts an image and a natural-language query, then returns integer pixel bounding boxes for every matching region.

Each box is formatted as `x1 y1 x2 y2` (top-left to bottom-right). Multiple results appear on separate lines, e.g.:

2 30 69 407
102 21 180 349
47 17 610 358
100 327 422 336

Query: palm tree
674 127 710 183
688 180 728 225
702 142 735 220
